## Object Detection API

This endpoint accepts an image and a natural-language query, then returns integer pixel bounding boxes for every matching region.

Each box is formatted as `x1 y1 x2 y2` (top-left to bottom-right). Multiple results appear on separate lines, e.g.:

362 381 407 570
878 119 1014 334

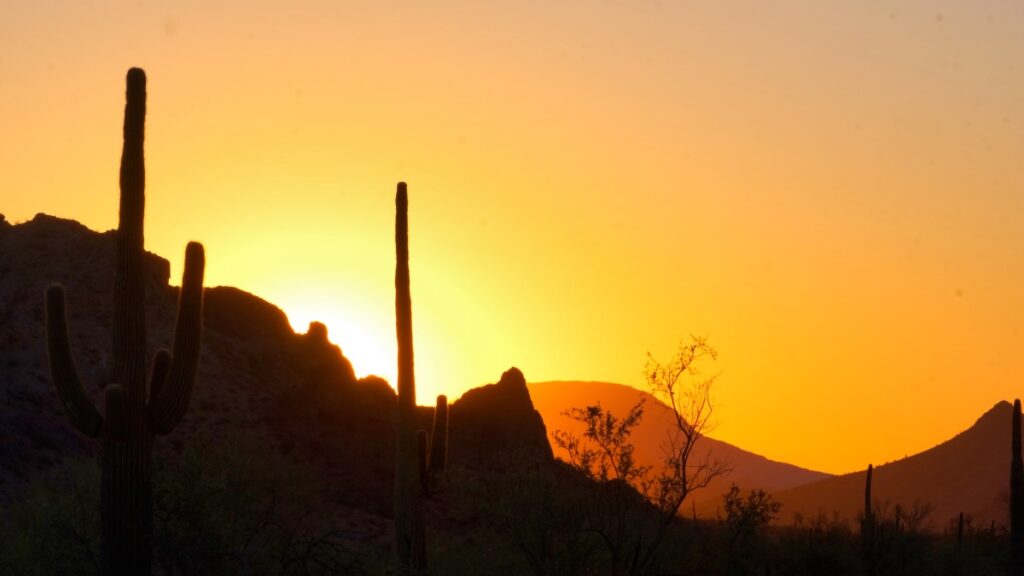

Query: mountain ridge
528 380 832 514
530 379 1019 530
772 398 1017 531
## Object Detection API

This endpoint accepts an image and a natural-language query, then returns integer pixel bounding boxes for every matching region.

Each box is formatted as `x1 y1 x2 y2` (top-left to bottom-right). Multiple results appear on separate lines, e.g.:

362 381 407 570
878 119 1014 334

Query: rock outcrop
449 367 554 465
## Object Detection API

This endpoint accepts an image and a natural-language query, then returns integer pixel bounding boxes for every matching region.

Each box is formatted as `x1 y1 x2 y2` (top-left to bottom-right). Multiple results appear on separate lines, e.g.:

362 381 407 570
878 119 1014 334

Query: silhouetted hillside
0 212 551 523
529 380 831 515
1 213 1015 573
773 400 1019 531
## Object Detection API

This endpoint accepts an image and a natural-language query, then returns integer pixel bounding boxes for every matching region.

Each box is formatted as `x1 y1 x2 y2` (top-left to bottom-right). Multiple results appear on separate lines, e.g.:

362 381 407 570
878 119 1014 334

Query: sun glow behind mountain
281 296 398 387
3 1 1023 473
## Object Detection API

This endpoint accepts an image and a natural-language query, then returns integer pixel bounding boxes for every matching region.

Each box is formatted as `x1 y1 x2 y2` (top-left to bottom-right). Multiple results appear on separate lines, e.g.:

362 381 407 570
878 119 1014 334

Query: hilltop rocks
203 287 294 344
300 321 357 386
449 367 553 465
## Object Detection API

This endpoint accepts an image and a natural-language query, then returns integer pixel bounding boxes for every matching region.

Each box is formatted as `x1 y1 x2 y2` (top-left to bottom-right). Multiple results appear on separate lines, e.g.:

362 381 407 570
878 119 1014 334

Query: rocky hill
0 212 551 528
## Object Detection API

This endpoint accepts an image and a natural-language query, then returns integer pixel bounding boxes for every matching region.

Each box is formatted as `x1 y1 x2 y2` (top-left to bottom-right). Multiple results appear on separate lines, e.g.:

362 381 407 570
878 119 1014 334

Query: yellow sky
2 1 1022 474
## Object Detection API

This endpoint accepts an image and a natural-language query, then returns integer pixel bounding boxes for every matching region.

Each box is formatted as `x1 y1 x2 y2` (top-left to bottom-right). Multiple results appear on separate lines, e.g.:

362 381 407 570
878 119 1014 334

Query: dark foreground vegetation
0 442 1014 575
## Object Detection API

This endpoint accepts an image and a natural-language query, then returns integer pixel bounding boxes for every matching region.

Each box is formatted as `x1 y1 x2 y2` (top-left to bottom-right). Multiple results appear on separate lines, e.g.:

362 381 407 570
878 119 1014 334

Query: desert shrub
775 513 861 576
154 431 381 575
0 457 99 575
0 431 382 575
442 453 605 576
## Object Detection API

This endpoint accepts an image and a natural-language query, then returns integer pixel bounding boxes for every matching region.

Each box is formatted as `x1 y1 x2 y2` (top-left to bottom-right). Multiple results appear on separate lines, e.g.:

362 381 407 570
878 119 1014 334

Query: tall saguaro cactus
394 182 426 572
45 68 205 576
1012 399 1024 573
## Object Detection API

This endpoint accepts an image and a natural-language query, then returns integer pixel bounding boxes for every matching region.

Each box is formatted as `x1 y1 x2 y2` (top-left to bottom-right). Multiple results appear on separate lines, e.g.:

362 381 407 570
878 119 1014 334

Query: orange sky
2 1 1022 474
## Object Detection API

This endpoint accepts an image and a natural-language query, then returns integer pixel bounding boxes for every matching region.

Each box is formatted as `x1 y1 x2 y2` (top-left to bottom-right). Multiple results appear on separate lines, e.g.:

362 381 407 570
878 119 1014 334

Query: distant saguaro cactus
862 463 875 574
393 182 426 572
864 463 874 527
1012 399 1024 573
45 68 205 576
428 394 448 476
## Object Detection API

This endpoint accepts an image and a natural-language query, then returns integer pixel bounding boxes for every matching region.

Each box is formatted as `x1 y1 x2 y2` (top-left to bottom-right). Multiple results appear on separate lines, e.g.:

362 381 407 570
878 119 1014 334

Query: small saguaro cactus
393 182 426 572
864 463 874 529
861 463 875 573
1012 399 1024 572
45 68 205 576
428 394 448 476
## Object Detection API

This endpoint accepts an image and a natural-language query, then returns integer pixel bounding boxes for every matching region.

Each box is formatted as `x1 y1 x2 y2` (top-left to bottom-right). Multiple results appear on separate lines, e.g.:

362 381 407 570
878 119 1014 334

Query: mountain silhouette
0 213 551 510
528 380 831 515
773 400 1018 531
3 212 1020 571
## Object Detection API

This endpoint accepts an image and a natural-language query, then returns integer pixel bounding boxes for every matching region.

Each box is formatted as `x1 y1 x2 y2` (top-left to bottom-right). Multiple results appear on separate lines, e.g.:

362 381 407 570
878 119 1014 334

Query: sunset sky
2 1 1022 474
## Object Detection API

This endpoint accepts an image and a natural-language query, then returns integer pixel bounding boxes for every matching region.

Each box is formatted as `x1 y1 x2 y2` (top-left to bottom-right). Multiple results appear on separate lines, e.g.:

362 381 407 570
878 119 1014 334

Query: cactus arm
150 242 205 435
428 394 448 475
45 284 103 438
147 349 171 408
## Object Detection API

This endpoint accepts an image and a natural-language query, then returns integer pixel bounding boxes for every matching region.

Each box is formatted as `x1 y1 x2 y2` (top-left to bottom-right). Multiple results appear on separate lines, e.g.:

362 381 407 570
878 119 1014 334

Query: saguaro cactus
428 394 448 476
45 68 205 576
864 463 873 529
862 463 875 574
417 429 430 496
1012 399 1024 573
393 182 426 572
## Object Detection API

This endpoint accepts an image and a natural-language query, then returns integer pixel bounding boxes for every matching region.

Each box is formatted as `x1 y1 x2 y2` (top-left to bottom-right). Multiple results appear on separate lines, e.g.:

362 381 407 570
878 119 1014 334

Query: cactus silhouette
393 182 426 572
45 68 205 576
417 429 430 496
428 394 448 476
864 463 873 528
1012 398 1023 573
861 463 875 574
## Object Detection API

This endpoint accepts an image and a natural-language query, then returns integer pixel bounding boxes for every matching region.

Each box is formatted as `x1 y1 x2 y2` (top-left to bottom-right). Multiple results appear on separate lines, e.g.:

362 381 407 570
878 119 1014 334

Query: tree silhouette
552 336 728 575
